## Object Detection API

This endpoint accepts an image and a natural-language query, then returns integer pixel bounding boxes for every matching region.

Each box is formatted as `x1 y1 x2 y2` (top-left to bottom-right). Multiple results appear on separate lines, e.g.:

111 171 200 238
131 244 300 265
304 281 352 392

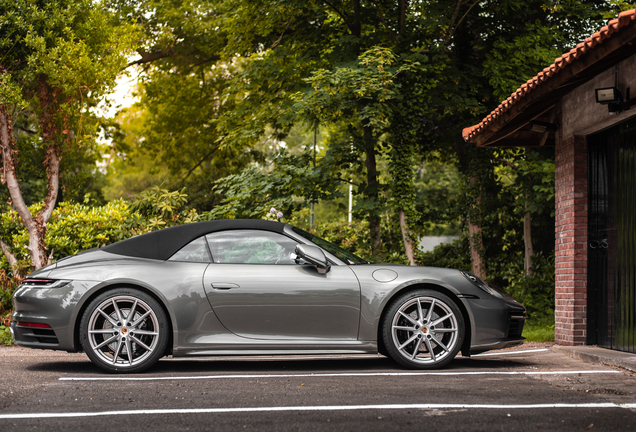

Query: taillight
16 322 52 328
19 279 70 289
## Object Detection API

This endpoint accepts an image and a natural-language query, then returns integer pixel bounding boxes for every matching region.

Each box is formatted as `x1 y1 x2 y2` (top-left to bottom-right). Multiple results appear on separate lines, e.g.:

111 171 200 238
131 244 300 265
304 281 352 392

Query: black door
587 117 636 353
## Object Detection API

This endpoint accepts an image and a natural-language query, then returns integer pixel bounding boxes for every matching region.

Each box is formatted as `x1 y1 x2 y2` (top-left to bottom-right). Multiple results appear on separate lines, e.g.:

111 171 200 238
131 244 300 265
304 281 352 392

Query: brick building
463 9 636 353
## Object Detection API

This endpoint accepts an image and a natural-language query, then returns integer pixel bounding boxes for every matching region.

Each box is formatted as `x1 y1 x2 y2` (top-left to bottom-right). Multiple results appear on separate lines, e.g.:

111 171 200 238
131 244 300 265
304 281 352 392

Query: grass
522 315 555 342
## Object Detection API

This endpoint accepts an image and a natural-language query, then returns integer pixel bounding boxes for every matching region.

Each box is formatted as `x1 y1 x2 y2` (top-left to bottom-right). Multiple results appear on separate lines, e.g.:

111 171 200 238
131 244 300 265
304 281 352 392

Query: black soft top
101 219 287 261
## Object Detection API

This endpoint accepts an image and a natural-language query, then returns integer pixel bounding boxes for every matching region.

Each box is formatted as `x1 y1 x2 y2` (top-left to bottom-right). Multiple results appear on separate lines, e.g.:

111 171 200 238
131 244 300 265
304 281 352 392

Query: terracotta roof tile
463 9 636 143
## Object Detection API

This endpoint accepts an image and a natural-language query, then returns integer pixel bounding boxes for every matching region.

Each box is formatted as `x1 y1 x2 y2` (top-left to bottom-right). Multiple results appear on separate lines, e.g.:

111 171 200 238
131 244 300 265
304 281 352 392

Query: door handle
211 282 240 290
589 240 608 249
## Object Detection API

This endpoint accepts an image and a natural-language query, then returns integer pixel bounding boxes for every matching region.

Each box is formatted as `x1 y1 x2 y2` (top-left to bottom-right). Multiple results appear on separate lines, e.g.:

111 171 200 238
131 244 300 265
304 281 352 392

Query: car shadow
25 354 535 376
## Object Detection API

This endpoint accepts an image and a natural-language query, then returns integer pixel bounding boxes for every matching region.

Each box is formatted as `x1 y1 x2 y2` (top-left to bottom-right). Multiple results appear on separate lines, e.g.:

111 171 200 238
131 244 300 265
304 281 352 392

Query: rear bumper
11 281 92 352
10 321 61 350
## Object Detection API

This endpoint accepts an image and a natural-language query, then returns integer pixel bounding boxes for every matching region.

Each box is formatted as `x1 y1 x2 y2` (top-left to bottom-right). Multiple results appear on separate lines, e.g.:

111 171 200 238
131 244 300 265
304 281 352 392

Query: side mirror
295 244 331 274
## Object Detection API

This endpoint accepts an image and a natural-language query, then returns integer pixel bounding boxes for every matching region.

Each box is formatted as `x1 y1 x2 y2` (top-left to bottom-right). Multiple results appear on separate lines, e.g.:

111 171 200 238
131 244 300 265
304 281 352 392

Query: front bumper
465 296 527 355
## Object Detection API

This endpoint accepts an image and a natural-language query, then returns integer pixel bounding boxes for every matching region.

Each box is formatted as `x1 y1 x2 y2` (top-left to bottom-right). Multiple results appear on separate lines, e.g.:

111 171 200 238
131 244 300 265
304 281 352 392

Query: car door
202 229 361 340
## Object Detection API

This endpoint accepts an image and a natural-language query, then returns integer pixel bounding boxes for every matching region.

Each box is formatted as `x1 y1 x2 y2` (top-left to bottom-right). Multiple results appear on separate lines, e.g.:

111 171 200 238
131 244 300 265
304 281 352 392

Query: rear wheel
80 288 169 373
382 289 464 369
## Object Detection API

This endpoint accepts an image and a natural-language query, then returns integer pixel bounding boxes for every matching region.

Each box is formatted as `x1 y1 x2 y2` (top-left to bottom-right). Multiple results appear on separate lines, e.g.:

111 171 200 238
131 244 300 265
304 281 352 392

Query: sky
101 71 140 118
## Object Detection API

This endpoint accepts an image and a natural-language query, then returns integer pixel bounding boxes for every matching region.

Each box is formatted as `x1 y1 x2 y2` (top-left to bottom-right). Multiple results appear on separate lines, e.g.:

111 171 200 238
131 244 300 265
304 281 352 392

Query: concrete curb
553 345 636 373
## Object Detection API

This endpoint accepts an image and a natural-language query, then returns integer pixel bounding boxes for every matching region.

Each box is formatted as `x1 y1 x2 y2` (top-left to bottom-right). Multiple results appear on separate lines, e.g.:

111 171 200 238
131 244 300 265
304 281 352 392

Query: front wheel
382 290 464 369
80 288 169 373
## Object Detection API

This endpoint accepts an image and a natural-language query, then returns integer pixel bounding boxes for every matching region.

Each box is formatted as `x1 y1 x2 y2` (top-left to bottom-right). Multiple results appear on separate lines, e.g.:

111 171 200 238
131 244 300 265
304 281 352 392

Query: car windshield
291 227 369 265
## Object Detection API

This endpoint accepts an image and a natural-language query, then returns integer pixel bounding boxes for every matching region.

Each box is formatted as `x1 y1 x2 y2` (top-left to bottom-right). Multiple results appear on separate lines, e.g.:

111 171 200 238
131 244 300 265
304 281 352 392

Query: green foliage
0 270 20 346
416 236 555 322
0 187 203 274
208 149 345 220
0 0 142 269
127 186 200 231
522 315 555 343
414 160 462 236
0 200 134 268
102 107 177 201
46 200 135 256
295 48 429 128
0 0 140 142
415 237 472 271
483 23 563 101
296 218 373 263
495 148 556 218
290 207 415 264
0 325 11 346
0 271 17 317
102 0 617 263
496 252 556 321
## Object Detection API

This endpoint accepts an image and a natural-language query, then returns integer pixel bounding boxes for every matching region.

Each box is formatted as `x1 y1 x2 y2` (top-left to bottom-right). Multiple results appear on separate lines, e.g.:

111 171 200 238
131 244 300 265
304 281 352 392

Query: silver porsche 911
11 220 526 373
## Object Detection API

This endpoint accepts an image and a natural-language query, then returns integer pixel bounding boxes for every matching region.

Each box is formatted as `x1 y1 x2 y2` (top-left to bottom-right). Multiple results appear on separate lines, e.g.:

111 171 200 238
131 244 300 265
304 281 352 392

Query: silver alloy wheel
86 295 160 368
391 296 459 365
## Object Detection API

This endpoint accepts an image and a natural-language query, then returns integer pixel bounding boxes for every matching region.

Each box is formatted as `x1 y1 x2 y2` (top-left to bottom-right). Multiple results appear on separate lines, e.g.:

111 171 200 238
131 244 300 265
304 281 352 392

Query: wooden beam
539 108 558 146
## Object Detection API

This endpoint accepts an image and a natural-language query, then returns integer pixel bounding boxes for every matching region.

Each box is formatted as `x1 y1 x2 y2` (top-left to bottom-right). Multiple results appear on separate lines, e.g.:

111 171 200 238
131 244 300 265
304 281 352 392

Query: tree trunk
399 0 408 37
0 104 46 269
467 173 487 280
363 124 382 260
0 239 19 276
351 0 362 37
468 218 487 280
524 211 533 275
399 209 416 266
0 75 62 270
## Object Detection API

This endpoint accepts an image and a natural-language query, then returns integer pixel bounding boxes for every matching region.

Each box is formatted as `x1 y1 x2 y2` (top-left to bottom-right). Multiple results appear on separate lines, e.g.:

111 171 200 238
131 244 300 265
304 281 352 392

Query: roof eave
464 9 636 147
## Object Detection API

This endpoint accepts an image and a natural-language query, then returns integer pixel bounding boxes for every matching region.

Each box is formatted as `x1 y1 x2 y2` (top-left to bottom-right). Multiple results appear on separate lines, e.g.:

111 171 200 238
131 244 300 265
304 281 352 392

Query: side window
168 236 211 263
206 230 299 264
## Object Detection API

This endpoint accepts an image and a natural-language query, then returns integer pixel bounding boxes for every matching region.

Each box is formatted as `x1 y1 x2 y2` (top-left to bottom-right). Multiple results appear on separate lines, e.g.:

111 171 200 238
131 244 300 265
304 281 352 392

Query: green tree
108 0 618 269
0 0 138 270
102 105 177 201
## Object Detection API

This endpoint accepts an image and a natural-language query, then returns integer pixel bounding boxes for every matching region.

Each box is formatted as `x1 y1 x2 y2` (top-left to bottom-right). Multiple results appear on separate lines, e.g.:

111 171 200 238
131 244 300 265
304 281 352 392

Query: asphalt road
1 343 636 431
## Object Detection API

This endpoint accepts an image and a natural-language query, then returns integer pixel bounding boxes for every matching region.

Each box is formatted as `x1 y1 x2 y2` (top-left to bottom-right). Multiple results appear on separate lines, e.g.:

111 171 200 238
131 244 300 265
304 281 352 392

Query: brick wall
554 134 588 345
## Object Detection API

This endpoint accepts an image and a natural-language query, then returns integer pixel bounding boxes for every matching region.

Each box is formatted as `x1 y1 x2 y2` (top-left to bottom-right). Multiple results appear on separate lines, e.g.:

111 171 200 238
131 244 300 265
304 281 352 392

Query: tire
80 288 169 373
381 289 464 369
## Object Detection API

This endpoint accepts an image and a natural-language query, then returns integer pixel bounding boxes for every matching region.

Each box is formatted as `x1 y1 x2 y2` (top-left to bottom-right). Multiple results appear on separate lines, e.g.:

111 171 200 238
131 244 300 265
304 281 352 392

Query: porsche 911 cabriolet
11 219 526 373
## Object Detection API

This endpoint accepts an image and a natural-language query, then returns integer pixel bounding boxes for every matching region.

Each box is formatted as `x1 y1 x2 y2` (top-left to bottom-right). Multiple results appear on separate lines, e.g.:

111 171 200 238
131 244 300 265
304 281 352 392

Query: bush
0 270 20 346
290 209 410 263
0 326 11 346
415 237 471 271
496 251 555 321
46 200 135 258
0 187 204 276
413 236 554 322
127 186 200 231
0 200 135 273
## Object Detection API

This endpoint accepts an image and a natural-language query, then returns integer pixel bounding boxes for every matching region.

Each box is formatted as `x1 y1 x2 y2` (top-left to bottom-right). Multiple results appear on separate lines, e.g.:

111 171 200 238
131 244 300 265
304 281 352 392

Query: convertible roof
101 219 287 261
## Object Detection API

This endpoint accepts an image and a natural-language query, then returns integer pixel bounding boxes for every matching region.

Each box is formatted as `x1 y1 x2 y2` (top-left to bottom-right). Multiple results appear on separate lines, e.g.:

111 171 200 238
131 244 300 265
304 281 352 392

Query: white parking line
2 402 635 419
471 348 549 357
59 369 620 381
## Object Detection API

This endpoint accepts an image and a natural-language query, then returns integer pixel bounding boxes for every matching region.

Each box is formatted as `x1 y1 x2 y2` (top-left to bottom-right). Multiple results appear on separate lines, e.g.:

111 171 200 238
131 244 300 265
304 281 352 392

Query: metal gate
587 117 636 353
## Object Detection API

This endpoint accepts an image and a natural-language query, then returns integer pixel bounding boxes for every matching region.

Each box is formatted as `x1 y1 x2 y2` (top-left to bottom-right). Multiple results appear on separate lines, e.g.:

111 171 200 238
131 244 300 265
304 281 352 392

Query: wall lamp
595 86 636 114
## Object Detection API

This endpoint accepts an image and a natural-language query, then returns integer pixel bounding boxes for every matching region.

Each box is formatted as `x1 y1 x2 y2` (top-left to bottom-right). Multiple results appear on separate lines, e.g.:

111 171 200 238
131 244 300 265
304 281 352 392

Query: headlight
460 272 499 297
19 279 71 289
